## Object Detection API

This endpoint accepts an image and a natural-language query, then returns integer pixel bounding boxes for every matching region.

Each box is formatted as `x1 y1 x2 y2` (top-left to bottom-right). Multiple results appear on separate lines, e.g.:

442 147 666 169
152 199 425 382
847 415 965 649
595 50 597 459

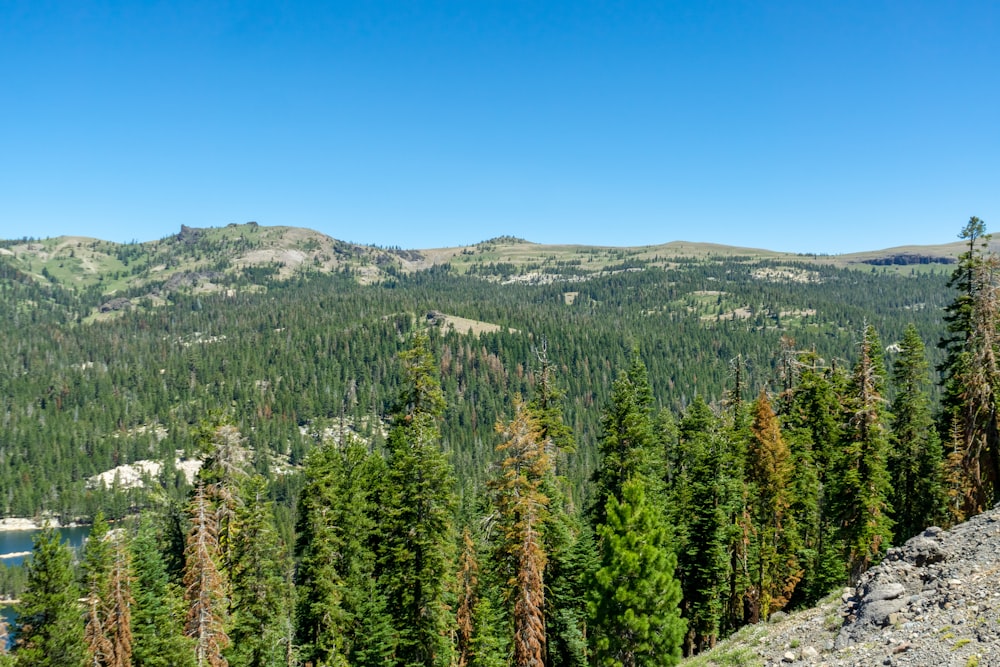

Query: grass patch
682 646 761 666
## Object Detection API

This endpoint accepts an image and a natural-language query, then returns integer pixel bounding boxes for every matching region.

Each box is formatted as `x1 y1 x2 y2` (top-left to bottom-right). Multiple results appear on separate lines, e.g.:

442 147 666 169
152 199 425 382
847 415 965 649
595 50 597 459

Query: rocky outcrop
99 297 133 312
695 505 1000 666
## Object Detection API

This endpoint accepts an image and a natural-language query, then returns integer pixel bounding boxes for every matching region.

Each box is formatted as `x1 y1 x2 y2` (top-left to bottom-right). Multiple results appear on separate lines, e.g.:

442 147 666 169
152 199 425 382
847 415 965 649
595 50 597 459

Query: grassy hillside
0 222 979 315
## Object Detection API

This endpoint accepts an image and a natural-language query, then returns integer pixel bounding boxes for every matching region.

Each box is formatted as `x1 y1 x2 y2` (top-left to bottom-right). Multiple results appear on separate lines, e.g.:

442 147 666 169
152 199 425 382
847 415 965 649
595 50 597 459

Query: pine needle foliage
833 325 894 584
889 324 946 539
745 391 801 620
938 218 1000 516
15 526 87 667
589 479 685 667
490 397 551 667
380 332 457 667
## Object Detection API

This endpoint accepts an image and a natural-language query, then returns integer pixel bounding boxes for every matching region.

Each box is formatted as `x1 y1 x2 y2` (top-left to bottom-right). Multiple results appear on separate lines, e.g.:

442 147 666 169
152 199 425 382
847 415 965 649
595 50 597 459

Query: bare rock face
99 297 133 312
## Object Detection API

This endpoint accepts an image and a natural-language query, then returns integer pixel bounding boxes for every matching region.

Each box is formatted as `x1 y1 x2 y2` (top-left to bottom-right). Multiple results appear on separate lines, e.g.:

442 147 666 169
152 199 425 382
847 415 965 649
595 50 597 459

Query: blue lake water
0 526 90 566
0 526 91 646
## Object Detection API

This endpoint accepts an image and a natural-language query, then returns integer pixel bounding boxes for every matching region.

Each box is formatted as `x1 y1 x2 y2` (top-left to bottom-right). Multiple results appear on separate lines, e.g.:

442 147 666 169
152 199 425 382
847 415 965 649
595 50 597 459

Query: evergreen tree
889 324 946 540
183 482 230 667
490 397 551 667
131 516 195 667
745 391 801 621
592 354 658 526
588 479 685 667
14 526 87 667
82 512 115 666
529 343 575 456
525 347 587 667
226 476 294 667
541 514 592 667
106 538 135 667
456 528 479 667
777 353 846 604
938 216 1000 517
295 434 388 666
672 398 728 654
832 325 894 583
379 332 457 667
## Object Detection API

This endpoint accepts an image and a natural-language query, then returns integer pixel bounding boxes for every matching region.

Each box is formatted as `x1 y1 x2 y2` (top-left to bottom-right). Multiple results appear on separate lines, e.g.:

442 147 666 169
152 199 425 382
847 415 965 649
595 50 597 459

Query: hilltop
0 222 978 316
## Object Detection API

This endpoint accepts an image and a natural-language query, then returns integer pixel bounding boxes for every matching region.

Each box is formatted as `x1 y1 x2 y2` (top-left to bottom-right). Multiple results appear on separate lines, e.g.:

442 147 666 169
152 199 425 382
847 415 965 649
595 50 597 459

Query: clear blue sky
2 1 997 253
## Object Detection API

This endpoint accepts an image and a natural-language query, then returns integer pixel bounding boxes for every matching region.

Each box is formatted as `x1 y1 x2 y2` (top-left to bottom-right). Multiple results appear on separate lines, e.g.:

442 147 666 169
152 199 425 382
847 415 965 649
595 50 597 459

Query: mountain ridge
0 222 982 295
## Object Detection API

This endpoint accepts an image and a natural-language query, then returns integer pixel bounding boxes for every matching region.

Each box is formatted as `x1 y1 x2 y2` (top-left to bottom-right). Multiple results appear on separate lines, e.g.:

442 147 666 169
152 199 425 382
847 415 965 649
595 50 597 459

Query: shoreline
0 518 82 533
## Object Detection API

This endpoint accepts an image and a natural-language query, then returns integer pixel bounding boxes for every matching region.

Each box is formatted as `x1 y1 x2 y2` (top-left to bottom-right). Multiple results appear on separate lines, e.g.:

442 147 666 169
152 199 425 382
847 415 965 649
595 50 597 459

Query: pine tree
672 398 728 654
529 343 575 456
592 354 658 527
379 332 456 667
184 482 230 667
525 347 586 667
833 325 894 583
226 476 294 667
542 513 592 667
83 512 115 667
131 516 195 667
490 397 551 667
295 434 389 666
938 216 1000 516
745 391 801 621
456 528 479 667
588 479 685 667
777 353 847 604
15 526 87 667
106 538 135 667
889 324 946 540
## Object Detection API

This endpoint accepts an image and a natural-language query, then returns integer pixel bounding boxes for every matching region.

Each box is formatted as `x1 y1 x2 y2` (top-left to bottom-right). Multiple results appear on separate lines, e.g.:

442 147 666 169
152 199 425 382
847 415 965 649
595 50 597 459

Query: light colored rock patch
88 456 202 490
752 266 820 283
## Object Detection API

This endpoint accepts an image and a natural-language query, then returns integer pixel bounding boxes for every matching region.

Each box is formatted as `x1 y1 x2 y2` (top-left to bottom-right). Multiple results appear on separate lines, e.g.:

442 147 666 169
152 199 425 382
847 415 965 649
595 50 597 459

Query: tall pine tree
938 216 1000 517
832 325 893 583
889 324 946 540
379 332 457 667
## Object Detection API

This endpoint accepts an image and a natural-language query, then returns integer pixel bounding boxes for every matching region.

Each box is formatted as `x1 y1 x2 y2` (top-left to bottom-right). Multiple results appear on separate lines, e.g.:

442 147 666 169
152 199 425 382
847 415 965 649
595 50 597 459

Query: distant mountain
0 222 980 318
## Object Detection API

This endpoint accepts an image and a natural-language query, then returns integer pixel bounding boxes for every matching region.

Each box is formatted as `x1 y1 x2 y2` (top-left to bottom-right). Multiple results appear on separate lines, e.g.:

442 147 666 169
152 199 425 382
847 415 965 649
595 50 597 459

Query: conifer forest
1 219 998 666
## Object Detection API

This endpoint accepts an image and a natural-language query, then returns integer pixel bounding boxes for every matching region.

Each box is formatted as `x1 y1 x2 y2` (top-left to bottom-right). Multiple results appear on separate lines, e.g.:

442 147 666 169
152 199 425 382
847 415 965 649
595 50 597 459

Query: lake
0 525 91 646
0 526 91 566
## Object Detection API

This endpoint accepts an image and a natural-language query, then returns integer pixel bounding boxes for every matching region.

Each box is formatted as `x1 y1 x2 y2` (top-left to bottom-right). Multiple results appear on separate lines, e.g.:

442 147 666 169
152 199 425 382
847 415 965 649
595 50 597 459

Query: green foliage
889 325 946 540
0 225 989 664
295 436 388 666
379 336 457 667
592 354 659 525
831 326 894 583
589 479 685 667
14 527 87 667
130 516 195 667
226 476 294 667
938 216 1000 517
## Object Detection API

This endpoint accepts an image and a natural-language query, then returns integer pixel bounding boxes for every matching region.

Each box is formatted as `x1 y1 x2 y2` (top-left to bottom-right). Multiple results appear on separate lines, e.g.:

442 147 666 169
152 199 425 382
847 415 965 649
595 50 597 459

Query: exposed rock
177 224 204 244
689 504 1000 666
99 296 132 312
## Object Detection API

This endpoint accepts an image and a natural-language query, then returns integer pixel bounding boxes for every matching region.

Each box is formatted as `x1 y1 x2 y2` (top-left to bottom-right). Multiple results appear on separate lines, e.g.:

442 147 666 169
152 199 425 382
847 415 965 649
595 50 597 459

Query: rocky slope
692 505 1000 666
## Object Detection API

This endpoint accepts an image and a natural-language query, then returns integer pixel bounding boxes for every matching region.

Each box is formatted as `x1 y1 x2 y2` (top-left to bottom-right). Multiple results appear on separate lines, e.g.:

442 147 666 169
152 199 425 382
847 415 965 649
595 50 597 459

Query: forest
0 219 997 666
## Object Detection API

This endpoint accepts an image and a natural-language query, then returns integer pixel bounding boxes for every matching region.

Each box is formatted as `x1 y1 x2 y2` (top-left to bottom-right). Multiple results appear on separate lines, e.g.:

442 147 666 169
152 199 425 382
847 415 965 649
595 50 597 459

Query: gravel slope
688 505 1000 667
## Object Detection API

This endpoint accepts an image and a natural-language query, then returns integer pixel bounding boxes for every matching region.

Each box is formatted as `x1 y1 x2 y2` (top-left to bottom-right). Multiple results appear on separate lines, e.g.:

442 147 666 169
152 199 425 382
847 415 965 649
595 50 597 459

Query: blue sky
1 1 997 253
